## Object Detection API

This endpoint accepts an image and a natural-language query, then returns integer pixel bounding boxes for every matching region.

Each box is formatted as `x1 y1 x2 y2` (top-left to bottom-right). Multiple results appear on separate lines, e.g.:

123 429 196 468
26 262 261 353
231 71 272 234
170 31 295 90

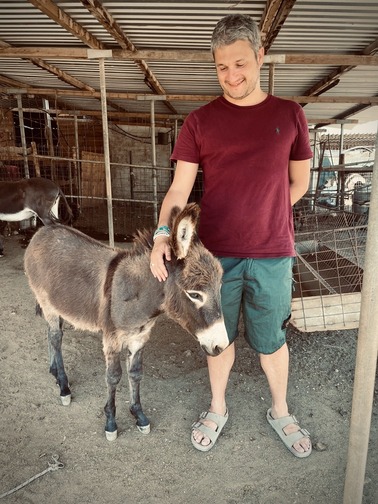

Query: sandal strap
283 428 311 445
191 421 220 444
191 410 229 445
198 410 228 425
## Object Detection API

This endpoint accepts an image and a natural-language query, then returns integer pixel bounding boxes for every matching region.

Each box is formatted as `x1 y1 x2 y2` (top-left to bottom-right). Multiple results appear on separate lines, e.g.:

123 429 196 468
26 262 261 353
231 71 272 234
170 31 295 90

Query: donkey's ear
170 203 200 259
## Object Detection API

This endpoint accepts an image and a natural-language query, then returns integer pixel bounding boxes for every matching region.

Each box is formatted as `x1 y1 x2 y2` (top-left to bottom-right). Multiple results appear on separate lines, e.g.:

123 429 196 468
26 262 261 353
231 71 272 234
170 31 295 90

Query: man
150 14 312 458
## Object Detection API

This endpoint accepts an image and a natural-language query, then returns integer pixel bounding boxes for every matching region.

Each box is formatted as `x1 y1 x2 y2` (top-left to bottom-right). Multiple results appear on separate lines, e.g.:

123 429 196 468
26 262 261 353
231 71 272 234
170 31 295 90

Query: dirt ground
0 232 377 504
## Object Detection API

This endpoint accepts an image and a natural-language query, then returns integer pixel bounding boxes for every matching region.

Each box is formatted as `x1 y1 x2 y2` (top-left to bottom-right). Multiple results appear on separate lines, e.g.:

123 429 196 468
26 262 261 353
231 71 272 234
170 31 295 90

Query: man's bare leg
192 342 235 447
260 342 311 454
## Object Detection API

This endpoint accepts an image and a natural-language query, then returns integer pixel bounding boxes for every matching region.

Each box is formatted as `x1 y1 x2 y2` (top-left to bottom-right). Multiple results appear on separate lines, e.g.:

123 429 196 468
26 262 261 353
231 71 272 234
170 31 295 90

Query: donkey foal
24 203 229 441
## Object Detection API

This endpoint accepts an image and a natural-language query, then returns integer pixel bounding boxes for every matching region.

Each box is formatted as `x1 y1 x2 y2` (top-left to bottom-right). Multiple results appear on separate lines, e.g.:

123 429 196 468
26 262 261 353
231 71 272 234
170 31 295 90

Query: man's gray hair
211 14 261 56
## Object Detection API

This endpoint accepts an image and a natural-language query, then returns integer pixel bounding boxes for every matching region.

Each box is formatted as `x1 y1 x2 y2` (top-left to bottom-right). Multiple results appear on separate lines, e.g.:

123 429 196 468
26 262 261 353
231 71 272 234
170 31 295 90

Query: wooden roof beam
28 0 103 49
25 3 128 113
29 58 95 92
2 87 378 105
0 74 28 88
1 48 378 66
0 37 123 113
79 0 177 114
6 106 359 128
260 0 298 53
302 36 378 100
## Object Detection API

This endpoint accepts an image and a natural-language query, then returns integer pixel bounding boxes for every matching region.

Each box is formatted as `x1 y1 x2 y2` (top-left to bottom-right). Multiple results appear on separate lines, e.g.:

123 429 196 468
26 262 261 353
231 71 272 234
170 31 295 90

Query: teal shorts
219 257 294 355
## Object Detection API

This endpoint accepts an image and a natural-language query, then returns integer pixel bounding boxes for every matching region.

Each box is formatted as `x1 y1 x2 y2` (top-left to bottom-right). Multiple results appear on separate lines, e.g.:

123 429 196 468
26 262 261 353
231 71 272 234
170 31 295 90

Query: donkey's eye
187 291 203 302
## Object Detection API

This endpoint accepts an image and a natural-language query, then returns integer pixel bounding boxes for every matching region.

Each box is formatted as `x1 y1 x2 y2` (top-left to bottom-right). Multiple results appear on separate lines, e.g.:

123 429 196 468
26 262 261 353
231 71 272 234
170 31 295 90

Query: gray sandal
191 410 229 452
267 408 312 458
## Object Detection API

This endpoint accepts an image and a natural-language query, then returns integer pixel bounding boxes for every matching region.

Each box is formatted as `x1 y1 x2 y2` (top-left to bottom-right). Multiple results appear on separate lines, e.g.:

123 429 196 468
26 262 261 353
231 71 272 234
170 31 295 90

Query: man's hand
150 235 171 282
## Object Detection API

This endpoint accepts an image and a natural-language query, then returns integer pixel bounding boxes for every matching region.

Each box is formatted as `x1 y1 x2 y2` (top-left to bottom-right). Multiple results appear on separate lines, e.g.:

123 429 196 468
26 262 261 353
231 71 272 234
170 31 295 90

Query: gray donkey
24 203 229 441
0 177 73 256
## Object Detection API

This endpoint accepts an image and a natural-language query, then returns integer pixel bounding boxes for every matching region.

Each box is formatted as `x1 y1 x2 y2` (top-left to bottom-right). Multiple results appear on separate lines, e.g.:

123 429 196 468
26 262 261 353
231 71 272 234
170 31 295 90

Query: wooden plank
0 146 32 161
81 151 105 208
3 86 378 105
1 47 378 65
291 292 361 332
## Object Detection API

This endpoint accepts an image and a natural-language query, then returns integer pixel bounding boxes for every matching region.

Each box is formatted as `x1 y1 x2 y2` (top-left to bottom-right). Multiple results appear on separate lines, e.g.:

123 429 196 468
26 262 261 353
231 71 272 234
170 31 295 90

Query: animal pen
0 95 376 334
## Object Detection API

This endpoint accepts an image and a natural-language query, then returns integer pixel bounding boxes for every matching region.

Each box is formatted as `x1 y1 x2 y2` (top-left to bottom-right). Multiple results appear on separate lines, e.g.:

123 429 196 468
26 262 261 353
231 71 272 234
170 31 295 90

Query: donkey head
163 203 229 356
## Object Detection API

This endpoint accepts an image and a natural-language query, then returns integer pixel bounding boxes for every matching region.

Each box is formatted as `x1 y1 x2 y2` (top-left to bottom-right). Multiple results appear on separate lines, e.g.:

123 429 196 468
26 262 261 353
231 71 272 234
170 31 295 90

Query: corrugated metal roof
0 0 377 126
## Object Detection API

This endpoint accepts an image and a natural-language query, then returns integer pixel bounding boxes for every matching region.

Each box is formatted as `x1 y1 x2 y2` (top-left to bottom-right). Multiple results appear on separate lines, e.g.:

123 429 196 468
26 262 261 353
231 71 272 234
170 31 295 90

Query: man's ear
257 46 265 67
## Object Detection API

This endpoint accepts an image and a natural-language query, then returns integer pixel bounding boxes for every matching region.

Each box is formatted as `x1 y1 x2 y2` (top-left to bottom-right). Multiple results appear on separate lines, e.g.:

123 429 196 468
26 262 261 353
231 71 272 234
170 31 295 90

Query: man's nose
227 68 240 82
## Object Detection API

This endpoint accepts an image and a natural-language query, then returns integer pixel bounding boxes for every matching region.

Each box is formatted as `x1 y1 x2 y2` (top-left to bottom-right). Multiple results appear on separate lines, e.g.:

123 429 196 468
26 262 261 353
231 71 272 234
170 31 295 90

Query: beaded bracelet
153 225 170 241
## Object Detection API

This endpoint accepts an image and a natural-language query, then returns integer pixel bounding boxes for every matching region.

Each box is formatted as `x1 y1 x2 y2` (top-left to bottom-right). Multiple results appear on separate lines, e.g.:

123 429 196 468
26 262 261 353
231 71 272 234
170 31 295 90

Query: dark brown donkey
0 177 73 255
24 203 229 441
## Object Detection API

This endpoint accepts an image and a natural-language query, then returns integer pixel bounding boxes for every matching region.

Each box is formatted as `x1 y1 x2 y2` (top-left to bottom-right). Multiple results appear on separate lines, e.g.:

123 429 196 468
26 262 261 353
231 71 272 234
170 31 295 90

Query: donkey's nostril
213 345 222 356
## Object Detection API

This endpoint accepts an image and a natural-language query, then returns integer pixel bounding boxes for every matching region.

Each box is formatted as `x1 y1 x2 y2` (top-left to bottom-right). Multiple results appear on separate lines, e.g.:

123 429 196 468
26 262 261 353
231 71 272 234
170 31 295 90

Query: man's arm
150 160 199 281
289 159 311 206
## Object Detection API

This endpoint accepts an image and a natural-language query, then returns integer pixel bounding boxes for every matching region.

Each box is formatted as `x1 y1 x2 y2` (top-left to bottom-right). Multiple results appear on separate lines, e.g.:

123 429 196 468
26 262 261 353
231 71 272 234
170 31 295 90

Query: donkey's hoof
105 429 118 441
60 394 71 406
137 423 151 435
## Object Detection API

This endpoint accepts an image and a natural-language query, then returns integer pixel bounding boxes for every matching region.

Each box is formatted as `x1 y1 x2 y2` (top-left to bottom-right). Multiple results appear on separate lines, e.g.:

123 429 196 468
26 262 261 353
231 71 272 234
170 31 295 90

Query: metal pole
99 57 115 248
16 94 29 178
151 99 158 225
136 95 166 226
43 98 55 179
336 124 344 208
343 128 378 503
74 115 81 204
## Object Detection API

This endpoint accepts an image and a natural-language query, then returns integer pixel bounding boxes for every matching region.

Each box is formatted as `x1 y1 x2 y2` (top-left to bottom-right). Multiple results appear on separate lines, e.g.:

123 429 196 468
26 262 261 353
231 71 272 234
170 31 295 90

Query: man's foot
191 409 228 452
267 408 312 458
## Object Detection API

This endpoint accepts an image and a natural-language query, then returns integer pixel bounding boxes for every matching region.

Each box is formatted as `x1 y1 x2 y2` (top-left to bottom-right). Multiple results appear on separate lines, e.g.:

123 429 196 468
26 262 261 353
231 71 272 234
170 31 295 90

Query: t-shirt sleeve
290 105 313 161
170 112 201 163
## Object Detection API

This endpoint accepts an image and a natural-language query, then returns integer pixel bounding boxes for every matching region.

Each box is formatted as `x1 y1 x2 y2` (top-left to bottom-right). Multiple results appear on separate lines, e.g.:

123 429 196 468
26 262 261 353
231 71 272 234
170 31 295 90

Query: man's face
214 39 264 104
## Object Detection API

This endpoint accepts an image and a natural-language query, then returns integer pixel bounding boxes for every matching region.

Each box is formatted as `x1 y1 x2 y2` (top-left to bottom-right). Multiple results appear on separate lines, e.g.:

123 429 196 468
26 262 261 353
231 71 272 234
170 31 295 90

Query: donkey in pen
24 203 229 441
0 177 73 256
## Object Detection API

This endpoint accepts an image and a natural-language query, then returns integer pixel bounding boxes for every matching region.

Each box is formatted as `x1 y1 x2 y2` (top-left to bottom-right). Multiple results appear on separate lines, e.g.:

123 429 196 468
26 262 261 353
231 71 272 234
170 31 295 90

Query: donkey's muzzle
197 319 229 357
201 344 224 357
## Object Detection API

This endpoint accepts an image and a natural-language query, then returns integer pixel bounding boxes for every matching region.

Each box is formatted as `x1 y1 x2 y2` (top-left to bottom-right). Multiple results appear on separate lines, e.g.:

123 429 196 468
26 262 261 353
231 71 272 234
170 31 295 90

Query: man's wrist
153 225 170 241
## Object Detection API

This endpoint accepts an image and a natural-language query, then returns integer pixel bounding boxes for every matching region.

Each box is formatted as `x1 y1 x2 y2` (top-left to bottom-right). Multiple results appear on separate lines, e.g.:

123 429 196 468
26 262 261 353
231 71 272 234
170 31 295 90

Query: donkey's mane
132 228 154 253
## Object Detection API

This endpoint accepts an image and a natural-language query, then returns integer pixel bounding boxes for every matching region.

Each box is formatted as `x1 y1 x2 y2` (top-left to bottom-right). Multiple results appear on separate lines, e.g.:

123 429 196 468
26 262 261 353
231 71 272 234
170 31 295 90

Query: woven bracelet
153 225 170 241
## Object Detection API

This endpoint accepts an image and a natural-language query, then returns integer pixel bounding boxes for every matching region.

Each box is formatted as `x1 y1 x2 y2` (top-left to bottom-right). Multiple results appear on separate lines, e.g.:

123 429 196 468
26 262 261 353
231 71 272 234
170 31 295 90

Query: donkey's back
25 224 127 333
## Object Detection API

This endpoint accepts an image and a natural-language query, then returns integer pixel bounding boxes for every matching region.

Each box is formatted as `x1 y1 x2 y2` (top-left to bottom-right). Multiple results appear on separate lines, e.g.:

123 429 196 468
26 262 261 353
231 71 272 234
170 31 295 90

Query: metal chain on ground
0 454 64 499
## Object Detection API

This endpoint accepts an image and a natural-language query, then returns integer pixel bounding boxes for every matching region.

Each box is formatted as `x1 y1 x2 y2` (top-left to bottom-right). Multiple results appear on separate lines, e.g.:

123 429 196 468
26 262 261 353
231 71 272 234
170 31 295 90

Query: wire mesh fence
292 205 369 332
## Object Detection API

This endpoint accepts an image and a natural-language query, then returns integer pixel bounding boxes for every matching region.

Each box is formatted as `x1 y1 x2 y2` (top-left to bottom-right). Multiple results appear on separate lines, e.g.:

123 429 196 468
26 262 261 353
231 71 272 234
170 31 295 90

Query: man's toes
192 429 211 447
293 441 305 453
293 438 311 453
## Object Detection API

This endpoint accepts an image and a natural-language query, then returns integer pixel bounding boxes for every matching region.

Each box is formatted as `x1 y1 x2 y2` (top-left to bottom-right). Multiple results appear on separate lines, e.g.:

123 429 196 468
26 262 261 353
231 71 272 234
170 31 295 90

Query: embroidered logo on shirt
275 127 280 134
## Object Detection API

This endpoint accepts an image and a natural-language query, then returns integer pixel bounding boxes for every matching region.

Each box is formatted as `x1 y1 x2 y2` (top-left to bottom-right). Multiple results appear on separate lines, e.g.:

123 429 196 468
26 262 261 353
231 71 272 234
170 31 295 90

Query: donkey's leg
47 316 71 405
103 350 123 441
127 347 150 434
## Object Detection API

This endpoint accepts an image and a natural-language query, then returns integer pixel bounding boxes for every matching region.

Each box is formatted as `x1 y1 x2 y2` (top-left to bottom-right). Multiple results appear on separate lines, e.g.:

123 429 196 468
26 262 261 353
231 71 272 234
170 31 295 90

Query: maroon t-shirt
171 95 313 258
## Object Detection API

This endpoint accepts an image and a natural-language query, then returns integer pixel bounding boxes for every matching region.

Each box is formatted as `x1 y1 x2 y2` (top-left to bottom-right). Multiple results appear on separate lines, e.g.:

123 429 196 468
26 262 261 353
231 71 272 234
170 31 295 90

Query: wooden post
98 57 115 248
343 129 378 503
31 141 40 177
16 94 29 178
150 99 158 226
43 98 56 180
136 94 166 226
268 63 275 95
74 115 81 198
